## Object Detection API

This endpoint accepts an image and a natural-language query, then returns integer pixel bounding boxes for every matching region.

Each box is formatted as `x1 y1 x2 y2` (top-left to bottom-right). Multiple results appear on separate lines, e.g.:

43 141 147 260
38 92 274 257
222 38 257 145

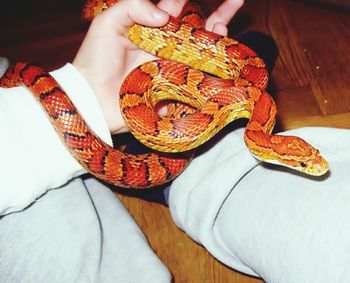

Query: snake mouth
256 152 330 177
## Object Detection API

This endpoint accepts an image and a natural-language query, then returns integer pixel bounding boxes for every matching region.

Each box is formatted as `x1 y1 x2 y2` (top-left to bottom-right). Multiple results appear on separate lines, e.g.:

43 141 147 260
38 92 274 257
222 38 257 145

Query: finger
205 0 244 31
157 0 187 17
95 0 169 29
211 22 228 36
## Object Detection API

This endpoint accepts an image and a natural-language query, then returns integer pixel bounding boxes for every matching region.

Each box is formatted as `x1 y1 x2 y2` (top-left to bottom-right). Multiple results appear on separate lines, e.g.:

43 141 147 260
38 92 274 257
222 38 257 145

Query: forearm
0 63 112 215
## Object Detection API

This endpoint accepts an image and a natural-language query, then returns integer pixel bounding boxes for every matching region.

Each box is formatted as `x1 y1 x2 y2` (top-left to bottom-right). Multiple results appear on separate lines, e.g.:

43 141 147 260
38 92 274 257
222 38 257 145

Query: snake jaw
299 154 329 176
275 153 329 177
249 146 329 177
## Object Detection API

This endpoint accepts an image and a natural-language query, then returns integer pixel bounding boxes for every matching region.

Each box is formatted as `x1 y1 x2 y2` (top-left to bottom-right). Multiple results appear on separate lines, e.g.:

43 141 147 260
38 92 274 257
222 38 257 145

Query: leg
0 178 171 283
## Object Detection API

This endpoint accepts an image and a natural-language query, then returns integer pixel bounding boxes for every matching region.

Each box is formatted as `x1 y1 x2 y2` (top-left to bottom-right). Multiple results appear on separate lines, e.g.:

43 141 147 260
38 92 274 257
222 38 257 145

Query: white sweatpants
0 178 171 283
170 127 350 282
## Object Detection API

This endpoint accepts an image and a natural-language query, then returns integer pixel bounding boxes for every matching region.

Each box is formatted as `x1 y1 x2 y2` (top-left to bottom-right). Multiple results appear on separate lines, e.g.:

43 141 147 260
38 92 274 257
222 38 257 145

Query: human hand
73 0 244 134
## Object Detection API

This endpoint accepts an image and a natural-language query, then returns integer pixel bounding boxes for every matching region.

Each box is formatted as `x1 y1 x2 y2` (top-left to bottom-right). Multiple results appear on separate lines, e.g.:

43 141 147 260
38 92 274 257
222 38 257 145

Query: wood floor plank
282 112 350 130
278 1 350 115
274 86 321 122
267 1 315 89
232 0 350 117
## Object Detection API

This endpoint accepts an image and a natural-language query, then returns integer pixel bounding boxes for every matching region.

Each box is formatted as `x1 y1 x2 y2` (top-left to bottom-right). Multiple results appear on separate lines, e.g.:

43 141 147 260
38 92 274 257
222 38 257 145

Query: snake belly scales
0 0 329 189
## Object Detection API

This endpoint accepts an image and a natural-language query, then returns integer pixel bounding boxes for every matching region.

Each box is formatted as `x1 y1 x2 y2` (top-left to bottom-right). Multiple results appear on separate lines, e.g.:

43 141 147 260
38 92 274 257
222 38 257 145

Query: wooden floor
1 1 349 282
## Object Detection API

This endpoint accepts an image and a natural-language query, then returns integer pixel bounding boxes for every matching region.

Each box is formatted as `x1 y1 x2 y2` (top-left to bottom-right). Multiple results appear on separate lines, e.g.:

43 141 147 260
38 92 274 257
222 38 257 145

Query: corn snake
0 1 329 189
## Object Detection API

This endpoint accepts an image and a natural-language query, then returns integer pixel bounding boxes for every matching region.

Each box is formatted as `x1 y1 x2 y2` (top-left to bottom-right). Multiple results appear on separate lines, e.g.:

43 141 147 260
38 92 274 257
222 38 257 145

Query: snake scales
0 0 329 189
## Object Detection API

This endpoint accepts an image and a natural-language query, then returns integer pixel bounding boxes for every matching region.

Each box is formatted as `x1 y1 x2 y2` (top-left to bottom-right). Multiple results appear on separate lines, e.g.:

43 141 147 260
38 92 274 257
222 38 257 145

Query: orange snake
0 0 329 189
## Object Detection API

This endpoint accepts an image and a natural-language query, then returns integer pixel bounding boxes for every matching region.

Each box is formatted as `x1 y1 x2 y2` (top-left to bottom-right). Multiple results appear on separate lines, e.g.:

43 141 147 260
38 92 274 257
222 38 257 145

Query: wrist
72 63 129 134
52 63 114 145
92 83 129 135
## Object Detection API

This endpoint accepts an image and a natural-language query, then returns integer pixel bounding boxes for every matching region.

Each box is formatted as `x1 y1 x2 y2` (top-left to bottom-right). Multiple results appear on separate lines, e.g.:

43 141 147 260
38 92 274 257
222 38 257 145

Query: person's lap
215 127 350 282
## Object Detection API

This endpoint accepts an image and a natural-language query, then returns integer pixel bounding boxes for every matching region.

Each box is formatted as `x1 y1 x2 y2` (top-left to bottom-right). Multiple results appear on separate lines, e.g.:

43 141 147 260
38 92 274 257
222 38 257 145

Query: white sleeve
169 127 350 282
0 62 112 216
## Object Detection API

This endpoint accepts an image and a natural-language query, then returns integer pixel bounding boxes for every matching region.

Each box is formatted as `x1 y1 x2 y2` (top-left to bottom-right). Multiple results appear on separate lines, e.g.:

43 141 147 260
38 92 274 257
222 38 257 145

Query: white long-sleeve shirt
0 63 112 215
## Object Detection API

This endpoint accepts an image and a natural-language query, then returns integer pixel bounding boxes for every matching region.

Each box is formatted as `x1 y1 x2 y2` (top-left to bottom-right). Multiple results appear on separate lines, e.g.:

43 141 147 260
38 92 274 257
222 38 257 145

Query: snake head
298 152 329 176
263 150 329 177
270 135 330 176
252 134 330 177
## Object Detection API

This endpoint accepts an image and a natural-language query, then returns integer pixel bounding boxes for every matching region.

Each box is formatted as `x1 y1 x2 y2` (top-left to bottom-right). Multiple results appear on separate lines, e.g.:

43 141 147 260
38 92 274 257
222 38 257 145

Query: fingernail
152 10 166 20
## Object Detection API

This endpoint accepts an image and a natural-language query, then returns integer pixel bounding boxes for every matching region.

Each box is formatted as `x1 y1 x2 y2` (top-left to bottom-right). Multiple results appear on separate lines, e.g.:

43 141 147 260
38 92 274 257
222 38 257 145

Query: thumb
96 0 169 28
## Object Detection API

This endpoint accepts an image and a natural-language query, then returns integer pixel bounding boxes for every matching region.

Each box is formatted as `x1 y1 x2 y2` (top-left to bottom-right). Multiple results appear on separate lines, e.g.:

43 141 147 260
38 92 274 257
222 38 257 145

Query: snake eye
180 111 187 118
300 162 307 168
